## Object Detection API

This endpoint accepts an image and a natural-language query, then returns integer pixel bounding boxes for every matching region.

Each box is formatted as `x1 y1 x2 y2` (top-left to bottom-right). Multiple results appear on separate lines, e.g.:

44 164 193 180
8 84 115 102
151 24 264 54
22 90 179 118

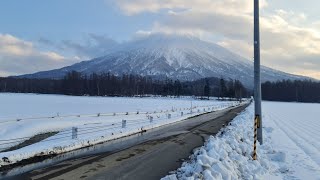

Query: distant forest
262 80 320 103
0 71 249 99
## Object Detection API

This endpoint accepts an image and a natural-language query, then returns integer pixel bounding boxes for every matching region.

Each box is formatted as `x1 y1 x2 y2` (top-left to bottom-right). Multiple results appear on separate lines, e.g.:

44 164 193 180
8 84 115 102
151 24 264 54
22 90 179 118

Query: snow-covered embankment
163 104 287 180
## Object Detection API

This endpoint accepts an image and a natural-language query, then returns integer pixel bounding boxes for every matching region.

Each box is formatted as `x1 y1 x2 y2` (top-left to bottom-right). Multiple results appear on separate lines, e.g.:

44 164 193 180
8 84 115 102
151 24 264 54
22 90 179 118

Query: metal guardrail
0 103 239 124
0 101 246 151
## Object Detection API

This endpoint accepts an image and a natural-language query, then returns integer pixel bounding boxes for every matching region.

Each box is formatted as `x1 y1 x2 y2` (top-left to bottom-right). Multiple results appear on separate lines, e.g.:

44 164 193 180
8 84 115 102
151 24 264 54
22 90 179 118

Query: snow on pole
72 127 78 139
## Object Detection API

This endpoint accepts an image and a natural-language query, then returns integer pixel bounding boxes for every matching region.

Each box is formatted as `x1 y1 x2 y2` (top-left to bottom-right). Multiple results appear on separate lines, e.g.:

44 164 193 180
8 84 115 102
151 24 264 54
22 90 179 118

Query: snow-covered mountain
21 34 307 88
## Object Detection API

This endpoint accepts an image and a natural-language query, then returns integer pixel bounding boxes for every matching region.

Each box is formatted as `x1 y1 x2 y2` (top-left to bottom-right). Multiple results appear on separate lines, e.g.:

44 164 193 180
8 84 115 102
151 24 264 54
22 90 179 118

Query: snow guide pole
253 115 259 160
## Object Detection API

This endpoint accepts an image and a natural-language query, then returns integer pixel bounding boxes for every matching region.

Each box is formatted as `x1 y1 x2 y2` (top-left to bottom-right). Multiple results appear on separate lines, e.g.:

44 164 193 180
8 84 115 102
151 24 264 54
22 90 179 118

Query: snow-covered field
263 102 320 179
0 93 240 167
163 102 320 180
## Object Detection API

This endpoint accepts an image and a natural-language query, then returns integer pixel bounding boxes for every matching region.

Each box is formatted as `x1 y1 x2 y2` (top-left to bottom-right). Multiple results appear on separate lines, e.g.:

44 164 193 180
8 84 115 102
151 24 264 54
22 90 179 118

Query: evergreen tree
203 79 210 99
219 78 227 99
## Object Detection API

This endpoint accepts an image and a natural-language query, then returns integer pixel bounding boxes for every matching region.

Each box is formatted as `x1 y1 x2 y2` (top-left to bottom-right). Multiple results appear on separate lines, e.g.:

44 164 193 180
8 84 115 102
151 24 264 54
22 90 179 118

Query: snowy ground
163 102 320 180
0 93 241 167
263 102 320 180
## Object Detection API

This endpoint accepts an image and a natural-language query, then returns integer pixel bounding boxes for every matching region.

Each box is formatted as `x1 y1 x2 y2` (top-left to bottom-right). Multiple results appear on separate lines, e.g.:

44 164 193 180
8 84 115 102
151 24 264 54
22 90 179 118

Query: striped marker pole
253 115 259 160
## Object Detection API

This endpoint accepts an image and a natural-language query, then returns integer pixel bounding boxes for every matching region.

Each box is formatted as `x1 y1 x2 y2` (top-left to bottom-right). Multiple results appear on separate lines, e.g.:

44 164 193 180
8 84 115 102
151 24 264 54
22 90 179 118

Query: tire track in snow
270 112 320 151
275 112 320 138
269 111 320 137
266 112 320 168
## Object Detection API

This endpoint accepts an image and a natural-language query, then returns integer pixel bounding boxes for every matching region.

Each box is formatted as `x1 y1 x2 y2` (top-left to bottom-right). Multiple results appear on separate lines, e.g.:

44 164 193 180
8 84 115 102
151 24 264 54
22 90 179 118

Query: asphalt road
7 103 248 180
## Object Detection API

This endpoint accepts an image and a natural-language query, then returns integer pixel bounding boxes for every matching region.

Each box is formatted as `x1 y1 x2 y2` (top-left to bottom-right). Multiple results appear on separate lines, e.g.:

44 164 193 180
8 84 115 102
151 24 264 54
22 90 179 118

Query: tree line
262 79 320 102
0 71 249 99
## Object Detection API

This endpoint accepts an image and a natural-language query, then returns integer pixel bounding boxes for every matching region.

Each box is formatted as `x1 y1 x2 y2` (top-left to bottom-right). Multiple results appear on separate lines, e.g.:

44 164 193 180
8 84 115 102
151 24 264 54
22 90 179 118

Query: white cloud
0 34 78 76
258 11 320 78
116 0 268 16
39 34 118 60
116 0 320 79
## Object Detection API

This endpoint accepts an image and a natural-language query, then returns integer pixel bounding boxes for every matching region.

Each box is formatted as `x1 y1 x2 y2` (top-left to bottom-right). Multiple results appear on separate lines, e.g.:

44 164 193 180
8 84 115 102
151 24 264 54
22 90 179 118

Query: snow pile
163 104 284 180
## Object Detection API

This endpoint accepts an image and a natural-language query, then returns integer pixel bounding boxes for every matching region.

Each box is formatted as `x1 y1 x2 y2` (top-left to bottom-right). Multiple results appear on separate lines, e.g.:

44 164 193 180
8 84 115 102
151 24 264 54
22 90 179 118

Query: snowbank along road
163 102 320 180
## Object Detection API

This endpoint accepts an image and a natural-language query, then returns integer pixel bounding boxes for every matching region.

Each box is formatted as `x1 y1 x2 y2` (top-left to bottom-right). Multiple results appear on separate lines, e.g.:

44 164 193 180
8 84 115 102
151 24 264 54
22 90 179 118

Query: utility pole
254 0 263 144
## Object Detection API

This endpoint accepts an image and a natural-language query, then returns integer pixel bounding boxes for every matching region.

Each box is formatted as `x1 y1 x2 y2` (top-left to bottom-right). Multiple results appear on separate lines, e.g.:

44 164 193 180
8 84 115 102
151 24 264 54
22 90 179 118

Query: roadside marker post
122 120 127 128
72 127 78 139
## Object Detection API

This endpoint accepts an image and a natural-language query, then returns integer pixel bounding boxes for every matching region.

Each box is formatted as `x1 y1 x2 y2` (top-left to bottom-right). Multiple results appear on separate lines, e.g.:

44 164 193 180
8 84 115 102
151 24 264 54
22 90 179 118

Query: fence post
122 120 127 128
149 116 153 123
72 127 78 139
181 112 183 116
167 114 171 119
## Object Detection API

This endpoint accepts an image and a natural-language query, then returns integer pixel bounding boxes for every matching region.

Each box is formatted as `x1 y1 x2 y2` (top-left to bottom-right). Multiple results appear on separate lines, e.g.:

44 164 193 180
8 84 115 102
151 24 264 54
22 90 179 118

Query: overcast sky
0 0 319 79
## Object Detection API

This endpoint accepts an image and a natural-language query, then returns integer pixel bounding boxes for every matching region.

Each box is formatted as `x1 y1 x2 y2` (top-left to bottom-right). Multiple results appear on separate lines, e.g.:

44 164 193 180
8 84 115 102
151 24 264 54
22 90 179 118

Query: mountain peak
122 33 223 51
20 33 306 88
